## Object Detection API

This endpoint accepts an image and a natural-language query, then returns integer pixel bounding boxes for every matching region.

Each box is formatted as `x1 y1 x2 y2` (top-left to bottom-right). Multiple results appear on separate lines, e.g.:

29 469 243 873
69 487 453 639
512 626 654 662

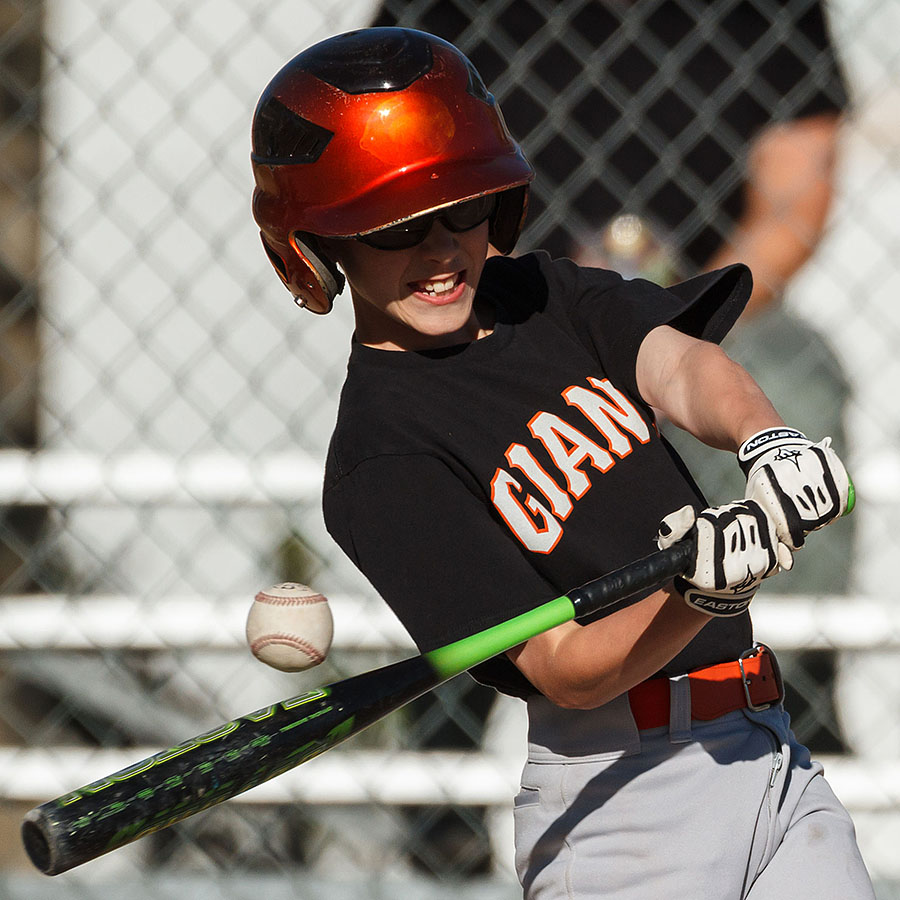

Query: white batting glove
738 427 852 550
656 500 792 617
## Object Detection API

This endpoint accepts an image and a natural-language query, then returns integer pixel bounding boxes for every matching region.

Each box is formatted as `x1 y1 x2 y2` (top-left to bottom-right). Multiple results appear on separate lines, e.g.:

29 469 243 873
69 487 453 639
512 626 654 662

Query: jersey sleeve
536 252 753 401
323 453 559 696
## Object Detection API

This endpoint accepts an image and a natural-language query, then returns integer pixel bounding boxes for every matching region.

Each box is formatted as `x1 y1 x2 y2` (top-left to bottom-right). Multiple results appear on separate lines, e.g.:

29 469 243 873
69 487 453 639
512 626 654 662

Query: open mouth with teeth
410 271 466 303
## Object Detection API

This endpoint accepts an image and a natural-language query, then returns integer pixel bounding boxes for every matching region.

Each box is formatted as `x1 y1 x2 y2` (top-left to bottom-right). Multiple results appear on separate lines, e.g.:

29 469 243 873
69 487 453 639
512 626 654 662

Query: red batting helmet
251 27 534 313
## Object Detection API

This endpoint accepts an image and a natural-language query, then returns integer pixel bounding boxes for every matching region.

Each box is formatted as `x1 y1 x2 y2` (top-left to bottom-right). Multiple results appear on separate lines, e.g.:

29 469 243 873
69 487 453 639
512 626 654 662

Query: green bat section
845 477 856 516
425 595 575 679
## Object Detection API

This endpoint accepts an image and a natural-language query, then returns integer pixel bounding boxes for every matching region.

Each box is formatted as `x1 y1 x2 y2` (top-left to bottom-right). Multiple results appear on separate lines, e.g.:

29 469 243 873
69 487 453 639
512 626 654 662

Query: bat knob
22 808 56 875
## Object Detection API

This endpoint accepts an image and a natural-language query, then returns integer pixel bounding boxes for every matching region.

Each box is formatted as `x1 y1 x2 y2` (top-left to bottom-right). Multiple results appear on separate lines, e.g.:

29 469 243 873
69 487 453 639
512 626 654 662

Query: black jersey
323 252 753 697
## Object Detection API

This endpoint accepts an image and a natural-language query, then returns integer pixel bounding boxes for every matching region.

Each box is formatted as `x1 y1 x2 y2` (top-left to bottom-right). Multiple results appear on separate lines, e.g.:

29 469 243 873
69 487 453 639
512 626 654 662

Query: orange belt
628 645 783 731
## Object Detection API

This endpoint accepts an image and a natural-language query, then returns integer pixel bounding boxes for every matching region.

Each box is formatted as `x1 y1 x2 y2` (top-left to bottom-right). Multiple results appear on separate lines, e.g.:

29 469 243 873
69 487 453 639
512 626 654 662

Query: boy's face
324 217 493 351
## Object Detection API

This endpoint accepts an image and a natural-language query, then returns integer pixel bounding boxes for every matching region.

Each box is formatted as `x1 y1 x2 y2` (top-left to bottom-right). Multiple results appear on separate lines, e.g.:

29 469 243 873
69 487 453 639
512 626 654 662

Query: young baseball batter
250 27 874 899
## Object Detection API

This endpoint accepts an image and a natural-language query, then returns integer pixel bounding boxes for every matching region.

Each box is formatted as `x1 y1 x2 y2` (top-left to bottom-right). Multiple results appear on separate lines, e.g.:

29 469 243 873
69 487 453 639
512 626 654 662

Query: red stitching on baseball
251 634 326 665
254 592 326 607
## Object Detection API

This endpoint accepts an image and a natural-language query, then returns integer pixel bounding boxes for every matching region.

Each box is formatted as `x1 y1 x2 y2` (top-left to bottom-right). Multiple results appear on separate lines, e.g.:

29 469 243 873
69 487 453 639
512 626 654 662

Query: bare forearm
667 342 783 450
706 114 840 318
707 218 812 316
639 327 784 451
507 586 710 709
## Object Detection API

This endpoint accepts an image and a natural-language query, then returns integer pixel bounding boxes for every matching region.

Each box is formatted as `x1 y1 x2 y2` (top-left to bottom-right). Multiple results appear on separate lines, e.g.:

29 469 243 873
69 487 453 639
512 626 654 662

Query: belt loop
668 674 692 743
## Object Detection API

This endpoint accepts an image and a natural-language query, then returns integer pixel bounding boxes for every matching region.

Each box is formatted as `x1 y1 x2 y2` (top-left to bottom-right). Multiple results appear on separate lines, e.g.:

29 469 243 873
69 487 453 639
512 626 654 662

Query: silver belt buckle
739 644 774 712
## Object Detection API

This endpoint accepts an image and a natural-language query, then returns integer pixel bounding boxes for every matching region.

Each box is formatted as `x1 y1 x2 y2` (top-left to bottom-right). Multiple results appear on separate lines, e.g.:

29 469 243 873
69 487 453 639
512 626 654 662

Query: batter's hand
656 500 792 617
738 427 852 550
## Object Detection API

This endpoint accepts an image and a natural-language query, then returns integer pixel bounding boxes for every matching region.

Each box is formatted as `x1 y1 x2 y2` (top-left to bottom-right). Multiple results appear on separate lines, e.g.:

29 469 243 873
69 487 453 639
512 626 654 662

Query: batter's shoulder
480 250 617 323
324 369 433 486
477 251 547 322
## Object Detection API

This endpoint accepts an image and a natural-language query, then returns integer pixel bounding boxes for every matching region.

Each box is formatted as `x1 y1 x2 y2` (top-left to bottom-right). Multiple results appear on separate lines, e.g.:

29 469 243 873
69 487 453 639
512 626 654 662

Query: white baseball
246 582 333 672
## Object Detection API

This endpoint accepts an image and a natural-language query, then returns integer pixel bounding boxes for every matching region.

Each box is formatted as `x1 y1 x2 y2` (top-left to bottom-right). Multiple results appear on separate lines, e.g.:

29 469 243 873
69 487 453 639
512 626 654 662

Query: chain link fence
1 0 899 896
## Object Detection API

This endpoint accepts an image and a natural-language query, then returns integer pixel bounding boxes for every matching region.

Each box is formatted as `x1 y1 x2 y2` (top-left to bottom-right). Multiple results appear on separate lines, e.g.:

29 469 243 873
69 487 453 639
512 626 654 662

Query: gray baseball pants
514 686 875 899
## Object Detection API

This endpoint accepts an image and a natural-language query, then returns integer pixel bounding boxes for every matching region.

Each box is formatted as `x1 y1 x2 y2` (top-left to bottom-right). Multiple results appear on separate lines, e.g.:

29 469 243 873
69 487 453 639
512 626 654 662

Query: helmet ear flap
289 234 345 314
489 185 530 255
259 232 345 315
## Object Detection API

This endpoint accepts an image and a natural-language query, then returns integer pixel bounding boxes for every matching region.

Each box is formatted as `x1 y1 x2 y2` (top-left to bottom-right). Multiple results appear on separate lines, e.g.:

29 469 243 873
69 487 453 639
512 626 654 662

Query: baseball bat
22 539 694 876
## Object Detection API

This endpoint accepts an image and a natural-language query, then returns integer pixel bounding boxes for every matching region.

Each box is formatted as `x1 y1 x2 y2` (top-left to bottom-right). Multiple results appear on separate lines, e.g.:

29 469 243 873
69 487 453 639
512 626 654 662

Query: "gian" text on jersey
489 377 651 552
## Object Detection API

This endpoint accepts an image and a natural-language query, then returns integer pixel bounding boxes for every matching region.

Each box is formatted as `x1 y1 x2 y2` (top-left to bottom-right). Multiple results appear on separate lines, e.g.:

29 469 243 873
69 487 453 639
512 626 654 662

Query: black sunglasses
354 194 497 251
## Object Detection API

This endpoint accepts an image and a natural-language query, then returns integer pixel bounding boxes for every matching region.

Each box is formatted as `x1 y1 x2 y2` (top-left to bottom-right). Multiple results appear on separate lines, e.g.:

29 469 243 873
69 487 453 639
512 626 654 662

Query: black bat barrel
22 655 440 875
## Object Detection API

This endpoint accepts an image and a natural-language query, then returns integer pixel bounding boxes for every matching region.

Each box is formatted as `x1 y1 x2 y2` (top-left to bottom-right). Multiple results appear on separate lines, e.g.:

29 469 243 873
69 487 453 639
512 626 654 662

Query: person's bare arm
636 324 784 450
706 113 841 317
506 326 788 709
507 586 710 709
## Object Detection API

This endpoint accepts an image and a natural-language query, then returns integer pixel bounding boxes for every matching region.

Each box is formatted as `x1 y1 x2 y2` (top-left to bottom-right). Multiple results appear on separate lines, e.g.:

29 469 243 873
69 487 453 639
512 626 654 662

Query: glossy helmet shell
251 27 534 313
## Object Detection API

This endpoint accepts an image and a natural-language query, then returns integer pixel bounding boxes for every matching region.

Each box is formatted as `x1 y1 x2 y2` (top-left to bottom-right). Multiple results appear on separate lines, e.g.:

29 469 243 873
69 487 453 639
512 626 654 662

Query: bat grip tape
568 537 696 620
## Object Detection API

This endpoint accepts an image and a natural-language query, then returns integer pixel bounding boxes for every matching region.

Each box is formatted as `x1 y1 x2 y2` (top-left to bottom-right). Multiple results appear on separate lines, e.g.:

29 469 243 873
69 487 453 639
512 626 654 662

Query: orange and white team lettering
491 378 652 552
